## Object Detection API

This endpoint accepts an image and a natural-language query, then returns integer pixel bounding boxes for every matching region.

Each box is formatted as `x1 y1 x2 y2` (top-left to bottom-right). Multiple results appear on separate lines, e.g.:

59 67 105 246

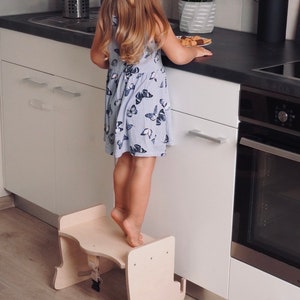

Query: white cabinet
2 62 55 211
54 75 112 215
143 69 240 299
0 29 114 216
229 258 300 300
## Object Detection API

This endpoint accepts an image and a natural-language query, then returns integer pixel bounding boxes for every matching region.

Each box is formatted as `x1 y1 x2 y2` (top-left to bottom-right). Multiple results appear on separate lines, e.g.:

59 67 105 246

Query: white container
178 0 216 33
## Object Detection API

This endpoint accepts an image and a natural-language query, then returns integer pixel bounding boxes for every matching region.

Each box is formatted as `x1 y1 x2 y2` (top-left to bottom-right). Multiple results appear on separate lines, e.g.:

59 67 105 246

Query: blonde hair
97 0 169 64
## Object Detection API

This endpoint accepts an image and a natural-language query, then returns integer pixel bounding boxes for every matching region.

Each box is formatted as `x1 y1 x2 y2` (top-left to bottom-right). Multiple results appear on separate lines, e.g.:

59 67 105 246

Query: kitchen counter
1 11 300 98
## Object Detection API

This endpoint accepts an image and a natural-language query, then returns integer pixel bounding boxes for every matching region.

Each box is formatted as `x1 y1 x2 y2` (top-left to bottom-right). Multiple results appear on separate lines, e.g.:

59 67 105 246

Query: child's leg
111 152 132 232
123 156 156 247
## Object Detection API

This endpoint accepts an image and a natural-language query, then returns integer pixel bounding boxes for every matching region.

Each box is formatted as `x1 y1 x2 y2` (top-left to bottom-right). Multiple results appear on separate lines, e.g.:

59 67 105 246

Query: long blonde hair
97 0 169 64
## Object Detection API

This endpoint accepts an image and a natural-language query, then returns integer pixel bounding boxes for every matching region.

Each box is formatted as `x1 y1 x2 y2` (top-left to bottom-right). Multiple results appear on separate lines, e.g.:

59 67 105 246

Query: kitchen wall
163 0 300 40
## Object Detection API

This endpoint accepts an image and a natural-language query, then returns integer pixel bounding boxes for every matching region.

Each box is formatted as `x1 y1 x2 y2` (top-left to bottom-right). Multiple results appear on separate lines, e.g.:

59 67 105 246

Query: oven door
232 121 300 287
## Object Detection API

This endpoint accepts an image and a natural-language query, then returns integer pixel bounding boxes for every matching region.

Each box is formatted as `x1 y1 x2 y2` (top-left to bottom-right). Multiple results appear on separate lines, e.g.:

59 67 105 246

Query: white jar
178 0 216 34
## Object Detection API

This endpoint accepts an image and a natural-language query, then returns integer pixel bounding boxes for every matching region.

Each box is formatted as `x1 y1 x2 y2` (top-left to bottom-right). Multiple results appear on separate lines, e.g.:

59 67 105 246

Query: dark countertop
1 11 300 98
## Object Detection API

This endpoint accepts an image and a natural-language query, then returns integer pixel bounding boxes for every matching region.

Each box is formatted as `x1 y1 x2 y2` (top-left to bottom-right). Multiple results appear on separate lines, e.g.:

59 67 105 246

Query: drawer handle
53 86 81 98
29 99 53 111
22 77 47 87
188 129 227 144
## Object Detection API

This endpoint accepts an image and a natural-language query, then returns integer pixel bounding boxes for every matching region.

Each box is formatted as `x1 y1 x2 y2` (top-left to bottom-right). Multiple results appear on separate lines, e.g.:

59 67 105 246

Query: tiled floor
0 207 195 299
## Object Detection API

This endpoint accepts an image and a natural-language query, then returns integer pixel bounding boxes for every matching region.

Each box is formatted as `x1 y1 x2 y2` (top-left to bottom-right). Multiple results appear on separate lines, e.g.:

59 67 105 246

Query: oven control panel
240 86 300 132
274 103 296 128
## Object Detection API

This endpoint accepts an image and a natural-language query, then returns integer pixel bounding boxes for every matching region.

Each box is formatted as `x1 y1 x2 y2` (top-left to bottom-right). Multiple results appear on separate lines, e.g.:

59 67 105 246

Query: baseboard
0 194 15 210
14 195 59 228
174 275 225 300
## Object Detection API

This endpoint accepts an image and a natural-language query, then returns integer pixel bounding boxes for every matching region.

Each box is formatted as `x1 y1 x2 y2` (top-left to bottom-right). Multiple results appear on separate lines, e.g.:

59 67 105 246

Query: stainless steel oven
232 85 300 287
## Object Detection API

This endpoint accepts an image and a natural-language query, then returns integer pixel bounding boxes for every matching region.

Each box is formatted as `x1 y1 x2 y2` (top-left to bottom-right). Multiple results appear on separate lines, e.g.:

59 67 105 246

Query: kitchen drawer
0 28 106 89
166 68 240 128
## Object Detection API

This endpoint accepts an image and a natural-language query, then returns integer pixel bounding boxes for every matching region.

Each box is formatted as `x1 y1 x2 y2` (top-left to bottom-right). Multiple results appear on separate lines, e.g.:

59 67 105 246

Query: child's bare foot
123 218 144 247
111 207 127 235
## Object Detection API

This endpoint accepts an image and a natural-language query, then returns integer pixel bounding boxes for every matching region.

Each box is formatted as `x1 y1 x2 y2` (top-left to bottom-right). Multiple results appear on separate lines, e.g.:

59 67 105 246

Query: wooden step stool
53 204 186 300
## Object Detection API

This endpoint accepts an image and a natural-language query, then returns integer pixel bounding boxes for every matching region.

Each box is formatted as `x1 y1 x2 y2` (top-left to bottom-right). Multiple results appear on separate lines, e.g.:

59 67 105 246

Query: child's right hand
162 24 213 65
195 46 213 57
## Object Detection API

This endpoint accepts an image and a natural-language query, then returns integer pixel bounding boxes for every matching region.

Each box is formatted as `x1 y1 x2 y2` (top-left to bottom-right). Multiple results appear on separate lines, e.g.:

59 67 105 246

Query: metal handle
53 86 81 97
240 137 300 163
22 77 47 87
188 129 227 144
28 99 53 111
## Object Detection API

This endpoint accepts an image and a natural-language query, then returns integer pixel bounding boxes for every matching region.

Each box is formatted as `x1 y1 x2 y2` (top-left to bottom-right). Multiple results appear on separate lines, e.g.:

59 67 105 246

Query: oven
232 85 300 287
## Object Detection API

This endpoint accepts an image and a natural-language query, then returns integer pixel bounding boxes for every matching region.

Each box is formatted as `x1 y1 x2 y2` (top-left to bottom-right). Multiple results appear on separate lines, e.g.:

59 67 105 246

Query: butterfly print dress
104 18 173 158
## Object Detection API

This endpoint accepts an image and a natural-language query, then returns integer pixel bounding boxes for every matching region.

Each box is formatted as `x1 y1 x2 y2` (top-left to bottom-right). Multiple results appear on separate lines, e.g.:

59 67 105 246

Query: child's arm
161 25 213 65
90 25 109 69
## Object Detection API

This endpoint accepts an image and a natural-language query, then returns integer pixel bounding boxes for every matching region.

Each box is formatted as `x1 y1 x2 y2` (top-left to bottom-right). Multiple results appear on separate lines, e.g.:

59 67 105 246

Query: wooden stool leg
53 236 91 290
53 236 117 290
126 236 186 300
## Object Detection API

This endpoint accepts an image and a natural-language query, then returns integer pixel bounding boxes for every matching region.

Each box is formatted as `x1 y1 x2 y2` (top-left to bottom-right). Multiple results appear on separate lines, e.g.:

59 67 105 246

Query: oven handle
240 137 300 163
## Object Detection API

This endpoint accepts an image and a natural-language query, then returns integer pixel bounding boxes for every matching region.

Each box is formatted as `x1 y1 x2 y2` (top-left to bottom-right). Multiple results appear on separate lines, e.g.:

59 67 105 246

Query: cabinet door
143 110 237 298
229 259 300 300
1 62 55 211
53 77 114 215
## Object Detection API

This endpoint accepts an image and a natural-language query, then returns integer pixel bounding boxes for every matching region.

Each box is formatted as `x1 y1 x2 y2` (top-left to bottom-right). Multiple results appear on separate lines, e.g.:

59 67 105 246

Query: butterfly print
159 98 169 109
115 121 123 133
124 65 140 79
127 105 138 117
117 135 129 149
114 98 122 106
145 105 158 121
156 109 166 125
124 83 136 96
150 71 158 82
135 89 153 104
141 128 153 139
106 87 112 96
126 123 134 130
111 59 118 67
145 106 166 125
141 128 157 144
154 52 160 63
112 16 118 26
159 77 168 89
114 49 120 56
111 72 118 81
151 135 157 144
130 144 147 155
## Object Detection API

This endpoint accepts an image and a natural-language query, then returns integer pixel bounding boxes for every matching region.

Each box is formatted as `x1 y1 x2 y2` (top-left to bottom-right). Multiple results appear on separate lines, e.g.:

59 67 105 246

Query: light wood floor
0 207 194 300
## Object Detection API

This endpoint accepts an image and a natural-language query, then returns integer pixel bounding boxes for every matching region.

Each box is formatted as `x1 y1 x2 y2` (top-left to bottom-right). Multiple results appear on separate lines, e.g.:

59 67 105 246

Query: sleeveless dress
104 17 173 158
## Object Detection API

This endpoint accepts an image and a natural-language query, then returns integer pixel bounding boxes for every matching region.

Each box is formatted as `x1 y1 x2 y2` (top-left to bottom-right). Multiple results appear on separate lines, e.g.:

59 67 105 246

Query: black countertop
1 11 300 98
